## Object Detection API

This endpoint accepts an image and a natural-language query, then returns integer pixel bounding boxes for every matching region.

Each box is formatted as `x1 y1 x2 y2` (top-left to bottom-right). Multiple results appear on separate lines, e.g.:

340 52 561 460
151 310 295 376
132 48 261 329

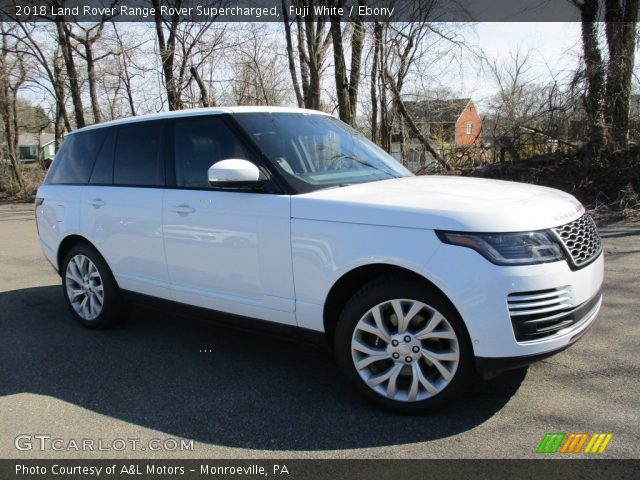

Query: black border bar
2 459 640 480
0 0 590 23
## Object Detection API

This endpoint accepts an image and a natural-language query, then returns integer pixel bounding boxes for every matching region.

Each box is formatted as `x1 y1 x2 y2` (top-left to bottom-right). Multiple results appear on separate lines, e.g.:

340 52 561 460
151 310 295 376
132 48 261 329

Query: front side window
466 122 473 135
113 122 163 186
234 113 411 193
173 116 255 188
45 129 108 185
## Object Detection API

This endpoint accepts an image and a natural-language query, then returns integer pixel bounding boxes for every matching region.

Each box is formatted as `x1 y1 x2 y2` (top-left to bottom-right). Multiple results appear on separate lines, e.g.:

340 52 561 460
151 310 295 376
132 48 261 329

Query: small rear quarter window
45 129 108 185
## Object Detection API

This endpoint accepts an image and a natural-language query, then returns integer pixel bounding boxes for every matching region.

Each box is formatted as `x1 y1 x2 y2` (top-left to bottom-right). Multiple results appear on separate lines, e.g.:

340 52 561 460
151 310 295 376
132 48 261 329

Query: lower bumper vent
508 287 601 342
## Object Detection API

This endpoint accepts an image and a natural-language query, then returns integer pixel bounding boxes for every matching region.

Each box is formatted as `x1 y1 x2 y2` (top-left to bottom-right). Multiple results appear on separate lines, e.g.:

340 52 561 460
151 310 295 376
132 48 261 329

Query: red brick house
389 98 483 170
404 98 482 147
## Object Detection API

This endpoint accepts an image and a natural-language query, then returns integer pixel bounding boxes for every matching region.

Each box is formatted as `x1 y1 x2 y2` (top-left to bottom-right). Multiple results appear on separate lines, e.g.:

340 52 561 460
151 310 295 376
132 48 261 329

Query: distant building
390 98 483 170
17 132 55 163
405 98 482 146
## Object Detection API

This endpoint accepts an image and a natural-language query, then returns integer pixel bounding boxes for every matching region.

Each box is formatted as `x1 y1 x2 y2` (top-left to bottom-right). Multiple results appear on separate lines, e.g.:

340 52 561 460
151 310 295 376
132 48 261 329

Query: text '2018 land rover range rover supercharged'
36 107 604 412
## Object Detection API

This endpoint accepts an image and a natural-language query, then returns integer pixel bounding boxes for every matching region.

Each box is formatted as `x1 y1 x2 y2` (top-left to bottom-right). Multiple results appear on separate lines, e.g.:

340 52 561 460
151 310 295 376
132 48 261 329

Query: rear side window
45 129 108 185
114 122 164 186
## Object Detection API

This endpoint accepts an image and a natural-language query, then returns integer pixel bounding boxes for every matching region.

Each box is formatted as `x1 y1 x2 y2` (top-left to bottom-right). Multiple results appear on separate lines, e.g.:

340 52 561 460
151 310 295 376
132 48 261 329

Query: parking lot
0 202 638 459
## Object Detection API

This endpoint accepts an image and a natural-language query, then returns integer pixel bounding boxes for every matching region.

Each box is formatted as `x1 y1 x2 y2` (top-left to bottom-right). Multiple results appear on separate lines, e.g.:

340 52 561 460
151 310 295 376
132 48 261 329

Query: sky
454 22 583 110
17 21 587 119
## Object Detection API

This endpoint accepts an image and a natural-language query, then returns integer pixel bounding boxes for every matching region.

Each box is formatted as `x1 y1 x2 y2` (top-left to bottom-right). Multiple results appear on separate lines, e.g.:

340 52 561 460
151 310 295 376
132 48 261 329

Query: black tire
334 275 473 413
61 243 123 329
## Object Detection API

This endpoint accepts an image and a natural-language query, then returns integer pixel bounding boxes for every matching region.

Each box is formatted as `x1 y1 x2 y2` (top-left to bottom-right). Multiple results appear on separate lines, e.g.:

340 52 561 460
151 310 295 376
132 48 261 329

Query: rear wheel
62 243 123 329
334 276 472 412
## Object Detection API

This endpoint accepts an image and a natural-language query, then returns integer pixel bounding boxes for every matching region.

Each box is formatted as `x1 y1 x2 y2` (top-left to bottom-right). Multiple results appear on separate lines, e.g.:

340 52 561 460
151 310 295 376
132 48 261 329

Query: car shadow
0 285 527 451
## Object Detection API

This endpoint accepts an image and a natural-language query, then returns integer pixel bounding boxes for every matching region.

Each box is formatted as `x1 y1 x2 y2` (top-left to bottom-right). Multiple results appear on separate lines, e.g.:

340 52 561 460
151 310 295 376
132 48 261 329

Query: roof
18 132 54 147
404 98 471 123
71 106 331 135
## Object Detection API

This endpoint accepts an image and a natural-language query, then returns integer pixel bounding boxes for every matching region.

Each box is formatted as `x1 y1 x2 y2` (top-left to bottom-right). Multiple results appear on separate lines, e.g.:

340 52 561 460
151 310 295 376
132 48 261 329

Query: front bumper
422 244 604 360
475 290 602 372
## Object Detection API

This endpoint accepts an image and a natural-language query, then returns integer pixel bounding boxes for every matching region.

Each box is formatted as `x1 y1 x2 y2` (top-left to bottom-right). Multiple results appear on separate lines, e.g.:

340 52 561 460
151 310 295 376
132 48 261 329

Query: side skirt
120 290 329 350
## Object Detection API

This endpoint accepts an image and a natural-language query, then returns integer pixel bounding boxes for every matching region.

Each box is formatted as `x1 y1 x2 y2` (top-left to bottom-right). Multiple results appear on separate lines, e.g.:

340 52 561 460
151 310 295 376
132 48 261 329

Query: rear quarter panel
36 184 83 270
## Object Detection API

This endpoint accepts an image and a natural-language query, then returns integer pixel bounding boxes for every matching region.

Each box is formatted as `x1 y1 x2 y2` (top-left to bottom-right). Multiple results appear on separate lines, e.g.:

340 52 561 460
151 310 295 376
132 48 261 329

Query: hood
291 176 585 232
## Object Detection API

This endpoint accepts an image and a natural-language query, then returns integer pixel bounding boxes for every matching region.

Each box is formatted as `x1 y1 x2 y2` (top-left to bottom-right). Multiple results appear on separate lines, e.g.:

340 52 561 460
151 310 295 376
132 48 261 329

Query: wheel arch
322 263 463 348
57 235 116 285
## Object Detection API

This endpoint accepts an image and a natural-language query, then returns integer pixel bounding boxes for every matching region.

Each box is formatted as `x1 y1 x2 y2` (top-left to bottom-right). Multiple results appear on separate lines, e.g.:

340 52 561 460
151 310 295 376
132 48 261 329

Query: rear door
162 115 295 324
81 121 170 298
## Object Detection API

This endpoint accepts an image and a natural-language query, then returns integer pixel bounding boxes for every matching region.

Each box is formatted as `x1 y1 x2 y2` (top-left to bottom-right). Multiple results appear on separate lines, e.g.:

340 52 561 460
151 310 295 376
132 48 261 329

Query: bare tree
231 26 290 106
370 21 381 142
66 18 116 124
329 0 365 125
110 22 147 116
573 0 608 162
282 0 332 110
485 49 577 162
377 15 457 171
0 23 28 190
603 0 639 150
6 21 70 148
152 0 224 110
52 11 86 127
572 0 639 157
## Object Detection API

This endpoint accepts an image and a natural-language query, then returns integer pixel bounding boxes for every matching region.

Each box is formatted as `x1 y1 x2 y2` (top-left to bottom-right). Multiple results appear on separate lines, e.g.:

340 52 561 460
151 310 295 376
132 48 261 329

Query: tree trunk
379 75 389 151
84 42 102 123
53 49 70 149
56 19 85 128
348 11 364 124
330 1 364 126
304 19 322 110
330 16 350 122
153 0 182 110
604 0 639 150
295 16 312 107
123 59 137 116
578 0 608 163
0 32 25 190
190 66 212 107
282 0 304 108
370 22 380 142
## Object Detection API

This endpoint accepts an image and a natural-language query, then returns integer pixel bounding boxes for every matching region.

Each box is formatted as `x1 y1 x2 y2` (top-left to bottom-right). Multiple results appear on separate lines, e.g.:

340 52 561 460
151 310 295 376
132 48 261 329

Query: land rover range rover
36 107 604 412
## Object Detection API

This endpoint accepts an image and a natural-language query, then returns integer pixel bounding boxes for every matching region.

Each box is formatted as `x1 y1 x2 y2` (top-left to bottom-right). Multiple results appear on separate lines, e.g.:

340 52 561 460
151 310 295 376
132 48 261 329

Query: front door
162 115 295 324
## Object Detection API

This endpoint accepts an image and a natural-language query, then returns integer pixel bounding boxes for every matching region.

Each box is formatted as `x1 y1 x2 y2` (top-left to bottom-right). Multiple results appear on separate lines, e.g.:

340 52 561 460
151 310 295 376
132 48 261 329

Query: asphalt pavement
0 202 638 459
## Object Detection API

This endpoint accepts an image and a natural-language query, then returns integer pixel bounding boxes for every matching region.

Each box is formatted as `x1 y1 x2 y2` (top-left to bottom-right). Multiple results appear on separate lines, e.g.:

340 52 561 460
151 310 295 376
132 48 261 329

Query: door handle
170 204 195 216
90 198 105 208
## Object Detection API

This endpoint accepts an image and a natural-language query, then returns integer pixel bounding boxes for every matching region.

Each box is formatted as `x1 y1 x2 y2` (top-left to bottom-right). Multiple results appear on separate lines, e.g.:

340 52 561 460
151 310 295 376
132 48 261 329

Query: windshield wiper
329 154 399 177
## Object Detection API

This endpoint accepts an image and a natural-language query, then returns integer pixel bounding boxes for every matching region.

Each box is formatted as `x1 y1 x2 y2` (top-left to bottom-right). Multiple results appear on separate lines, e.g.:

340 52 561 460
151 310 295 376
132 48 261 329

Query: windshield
233 112 412 193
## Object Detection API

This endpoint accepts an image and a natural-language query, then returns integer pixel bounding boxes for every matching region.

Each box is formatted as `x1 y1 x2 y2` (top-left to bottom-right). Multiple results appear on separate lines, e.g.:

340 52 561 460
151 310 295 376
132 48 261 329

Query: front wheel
334 276 472 412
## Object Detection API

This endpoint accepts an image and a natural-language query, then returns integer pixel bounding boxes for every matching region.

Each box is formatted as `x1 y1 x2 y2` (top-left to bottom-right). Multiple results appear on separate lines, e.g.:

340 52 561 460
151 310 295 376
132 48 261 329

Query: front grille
552 214 602 268
508 287 601 342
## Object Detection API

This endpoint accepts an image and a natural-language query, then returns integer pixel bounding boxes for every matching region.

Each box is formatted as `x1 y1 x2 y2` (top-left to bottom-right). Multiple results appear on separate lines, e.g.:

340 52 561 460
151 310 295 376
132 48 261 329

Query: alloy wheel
65 254 104 321
350 299 460 402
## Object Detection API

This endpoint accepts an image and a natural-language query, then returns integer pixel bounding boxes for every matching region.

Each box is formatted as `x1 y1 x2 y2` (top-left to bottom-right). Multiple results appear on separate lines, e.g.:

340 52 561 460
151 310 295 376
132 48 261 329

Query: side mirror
208 159 262 188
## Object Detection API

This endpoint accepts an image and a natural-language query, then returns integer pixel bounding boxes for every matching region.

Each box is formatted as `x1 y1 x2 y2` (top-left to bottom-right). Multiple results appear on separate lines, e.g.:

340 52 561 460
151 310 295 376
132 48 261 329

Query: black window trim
44 112 331 194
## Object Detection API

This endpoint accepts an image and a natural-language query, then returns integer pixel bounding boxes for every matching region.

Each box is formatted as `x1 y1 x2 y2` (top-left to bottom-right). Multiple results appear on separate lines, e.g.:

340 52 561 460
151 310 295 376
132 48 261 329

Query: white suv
36 107 604 412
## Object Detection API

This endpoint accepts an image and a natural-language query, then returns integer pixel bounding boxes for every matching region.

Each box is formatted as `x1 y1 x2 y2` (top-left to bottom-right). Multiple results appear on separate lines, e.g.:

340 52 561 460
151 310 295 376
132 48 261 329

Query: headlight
436 230 565 266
